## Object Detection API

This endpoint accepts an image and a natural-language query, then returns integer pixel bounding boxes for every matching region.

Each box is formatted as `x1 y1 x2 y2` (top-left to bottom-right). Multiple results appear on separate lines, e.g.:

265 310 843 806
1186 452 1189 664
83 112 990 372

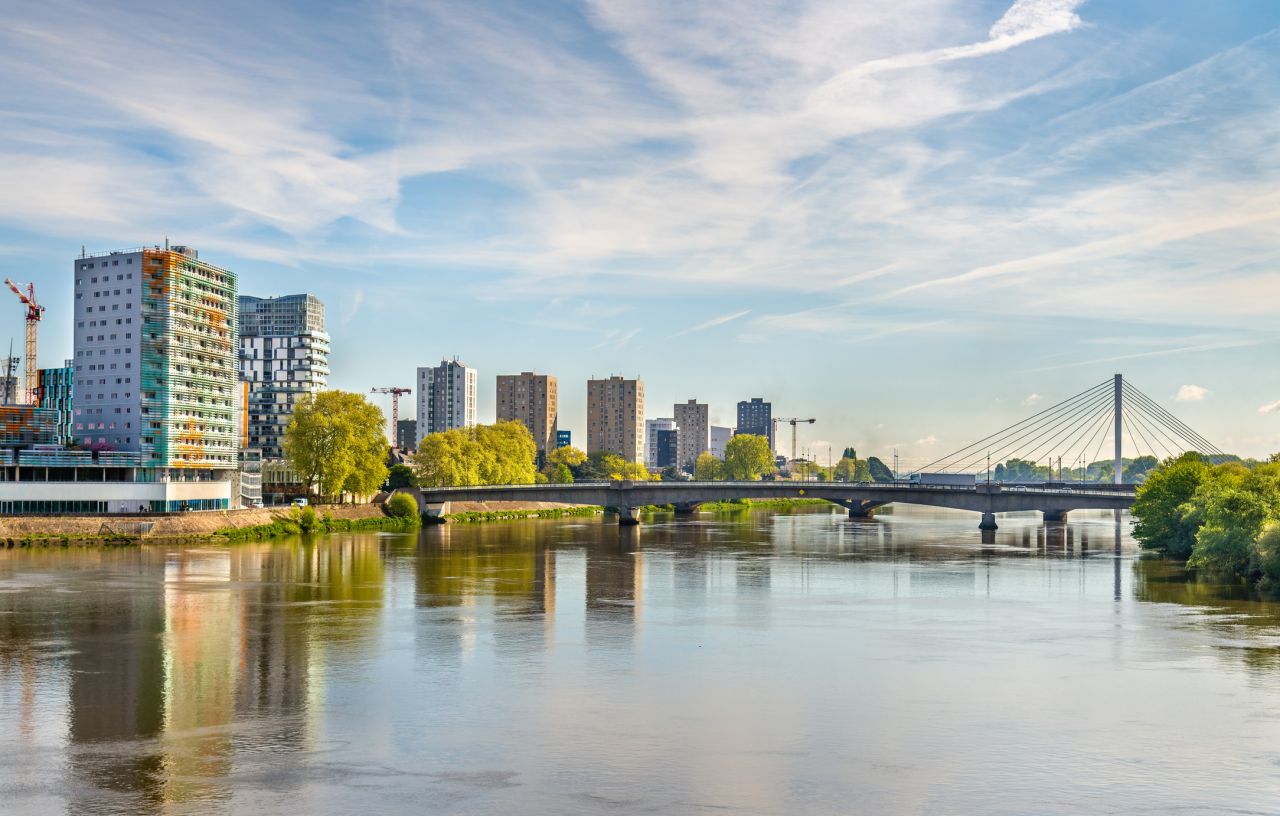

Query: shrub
385 492 419 519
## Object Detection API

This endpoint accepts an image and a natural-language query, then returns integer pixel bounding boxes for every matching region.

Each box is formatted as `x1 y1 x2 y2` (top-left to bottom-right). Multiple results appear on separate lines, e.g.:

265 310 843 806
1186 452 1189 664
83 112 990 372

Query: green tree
386 463 417 490
542 445 586 483
1187 479 1270 577
867 456 894 483
722 434 775 481
1132 452 1211 559
284 390 389 501
385 492 420 520
694 452 724 481
545 462 573 483
410 421 537 487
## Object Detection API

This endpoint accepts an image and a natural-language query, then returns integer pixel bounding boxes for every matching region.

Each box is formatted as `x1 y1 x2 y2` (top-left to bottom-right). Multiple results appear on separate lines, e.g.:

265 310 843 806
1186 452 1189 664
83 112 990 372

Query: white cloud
1260 400 1280 415
1175 384 1209 402
1022 393 1042 407
916 435 939 445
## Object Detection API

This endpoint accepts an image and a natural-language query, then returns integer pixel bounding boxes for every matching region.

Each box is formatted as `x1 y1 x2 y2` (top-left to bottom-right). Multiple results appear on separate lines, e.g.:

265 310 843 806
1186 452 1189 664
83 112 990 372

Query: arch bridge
407 481 1135 529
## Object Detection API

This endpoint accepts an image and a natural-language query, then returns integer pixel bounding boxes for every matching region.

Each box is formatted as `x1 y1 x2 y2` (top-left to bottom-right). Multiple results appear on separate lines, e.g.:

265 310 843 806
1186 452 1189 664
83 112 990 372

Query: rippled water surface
2 506 1279 815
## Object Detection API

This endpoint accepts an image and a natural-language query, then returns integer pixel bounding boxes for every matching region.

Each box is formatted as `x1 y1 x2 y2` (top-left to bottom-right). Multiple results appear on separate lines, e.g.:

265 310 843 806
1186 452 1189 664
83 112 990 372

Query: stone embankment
0 504 385 543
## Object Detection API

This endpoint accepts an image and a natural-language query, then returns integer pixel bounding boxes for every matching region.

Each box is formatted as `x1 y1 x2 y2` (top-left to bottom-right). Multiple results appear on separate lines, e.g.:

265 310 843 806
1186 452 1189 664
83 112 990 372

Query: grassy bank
217 506 418 541
444 506 604 523
698 498 833 511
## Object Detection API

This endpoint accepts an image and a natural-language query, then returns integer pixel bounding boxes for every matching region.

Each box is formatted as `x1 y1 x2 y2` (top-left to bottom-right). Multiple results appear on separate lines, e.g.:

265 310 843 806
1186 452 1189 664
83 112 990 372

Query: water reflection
0 507 1278 815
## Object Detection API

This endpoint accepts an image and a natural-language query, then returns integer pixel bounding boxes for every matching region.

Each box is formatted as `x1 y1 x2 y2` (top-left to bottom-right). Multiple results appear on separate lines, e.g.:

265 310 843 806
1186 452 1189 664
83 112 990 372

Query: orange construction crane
371 387 412 445
4 279 44 405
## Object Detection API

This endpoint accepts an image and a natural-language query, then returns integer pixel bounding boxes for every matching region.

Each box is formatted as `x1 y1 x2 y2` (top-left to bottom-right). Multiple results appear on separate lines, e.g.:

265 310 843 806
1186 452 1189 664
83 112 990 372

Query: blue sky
2 0 1279 465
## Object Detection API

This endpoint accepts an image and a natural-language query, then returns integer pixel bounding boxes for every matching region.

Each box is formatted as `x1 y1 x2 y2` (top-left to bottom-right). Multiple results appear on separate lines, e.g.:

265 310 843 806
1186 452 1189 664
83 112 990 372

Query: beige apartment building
587 376 644 462
674 399 710 469
496 372 558 458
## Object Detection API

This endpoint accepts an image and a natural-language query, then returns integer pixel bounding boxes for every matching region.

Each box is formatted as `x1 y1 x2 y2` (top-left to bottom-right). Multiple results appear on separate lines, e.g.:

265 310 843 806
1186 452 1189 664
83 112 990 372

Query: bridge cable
949 388 1113 476
1124 405 1175 462
1021 390 1118 471
1123 406 1152 464
1053 395 1123 476
1124 402 1181 461
1122 382 1225 457
1075 406 1118 478
1123 384 1216 453
915 379 1112 473
1089 409 1116 475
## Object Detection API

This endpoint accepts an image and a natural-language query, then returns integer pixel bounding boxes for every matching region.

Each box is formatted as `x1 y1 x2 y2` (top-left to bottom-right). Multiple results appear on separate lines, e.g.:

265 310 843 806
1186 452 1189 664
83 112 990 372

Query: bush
386 492 419 519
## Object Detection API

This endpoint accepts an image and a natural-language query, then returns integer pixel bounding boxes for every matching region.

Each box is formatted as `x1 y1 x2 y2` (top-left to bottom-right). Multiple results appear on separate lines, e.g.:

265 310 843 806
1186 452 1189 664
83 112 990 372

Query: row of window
77 260 135 273
85 303 132 313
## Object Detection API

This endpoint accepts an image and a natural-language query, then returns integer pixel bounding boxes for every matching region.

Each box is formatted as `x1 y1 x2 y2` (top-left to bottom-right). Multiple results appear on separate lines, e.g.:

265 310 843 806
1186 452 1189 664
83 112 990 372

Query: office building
36 361 74 445
417 358 477 442
674 399 709 469
737 398 773 451
73 244 238 477
645 418 676 466
710 426 733 459
239 294 330 459
557 429 572 449
496 372 558 458
396 418 417 451
587 376 644 462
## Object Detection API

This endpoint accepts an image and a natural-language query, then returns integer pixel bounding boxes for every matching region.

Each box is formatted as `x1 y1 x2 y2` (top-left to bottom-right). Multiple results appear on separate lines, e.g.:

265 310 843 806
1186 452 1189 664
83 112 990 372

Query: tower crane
4 279 44 405
371 387 412 446
772 417 816 473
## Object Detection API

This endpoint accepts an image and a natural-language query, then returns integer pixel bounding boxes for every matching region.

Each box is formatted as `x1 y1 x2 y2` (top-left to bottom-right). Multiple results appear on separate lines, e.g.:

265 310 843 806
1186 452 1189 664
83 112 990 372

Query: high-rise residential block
239 294 330 459
652 428 678 469
737 397 773 451
496 372 558 457
674 399 710 469
710 426 733 459
645 417 676 466
587 376 644 462
417 358 477 442
73 244 238 470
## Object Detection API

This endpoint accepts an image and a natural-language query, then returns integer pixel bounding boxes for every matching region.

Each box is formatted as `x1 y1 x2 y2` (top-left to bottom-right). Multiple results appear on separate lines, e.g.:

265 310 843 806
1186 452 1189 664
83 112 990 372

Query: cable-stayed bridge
408 374 1223 528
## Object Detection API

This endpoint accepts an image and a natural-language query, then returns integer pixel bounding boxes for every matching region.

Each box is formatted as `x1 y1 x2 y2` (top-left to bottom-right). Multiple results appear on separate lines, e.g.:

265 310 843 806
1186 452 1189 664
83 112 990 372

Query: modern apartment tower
36 361 74 445
674 399 710 469
645 417 676 467
710 426 733 460
417 358 477 442
737 397 774 451
73 244 238 469
587 376 644 462
496 372 558 459
238 294 330 459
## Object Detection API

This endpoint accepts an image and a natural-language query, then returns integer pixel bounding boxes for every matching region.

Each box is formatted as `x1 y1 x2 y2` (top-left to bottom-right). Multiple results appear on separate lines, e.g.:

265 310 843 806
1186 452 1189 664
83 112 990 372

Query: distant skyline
2 0 1279 464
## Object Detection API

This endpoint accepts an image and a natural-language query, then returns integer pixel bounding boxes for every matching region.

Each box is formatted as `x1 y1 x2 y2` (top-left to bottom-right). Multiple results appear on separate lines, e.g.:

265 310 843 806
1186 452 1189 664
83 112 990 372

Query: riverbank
0 504 390 547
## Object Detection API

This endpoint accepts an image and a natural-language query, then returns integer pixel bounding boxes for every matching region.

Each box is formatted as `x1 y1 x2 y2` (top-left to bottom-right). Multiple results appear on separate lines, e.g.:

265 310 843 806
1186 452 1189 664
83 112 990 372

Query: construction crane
4 279 44 405
772 417 816 473
371 387 412 446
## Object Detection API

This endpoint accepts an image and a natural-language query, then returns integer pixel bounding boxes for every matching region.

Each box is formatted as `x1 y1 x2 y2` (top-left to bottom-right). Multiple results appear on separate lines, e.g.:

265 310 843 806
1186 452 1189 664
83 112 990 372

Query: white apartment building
417 358 477 442
239 294 329 459
674 399 710 469
710 426 733 459
645 417 676 467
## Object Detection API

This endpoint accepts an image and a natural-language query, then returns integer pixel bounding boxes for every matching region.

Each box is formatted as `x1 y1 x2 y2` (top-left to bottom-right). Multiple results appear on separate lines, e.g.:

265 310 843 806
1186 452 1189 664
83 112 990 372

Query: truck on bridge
908 472 976 487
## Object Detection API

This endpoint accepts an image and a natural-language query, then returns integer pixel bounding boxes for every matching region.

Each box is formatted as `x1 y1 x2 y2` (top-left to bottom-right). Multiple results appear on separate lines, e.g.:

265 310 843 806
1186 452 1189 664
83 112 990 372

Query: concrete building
36 361 74 445
645 418 676 467
737 398 773 451
71 245 237 507
417 358 477 442
710 426 733 460
496 372 558 459
587 376 644 462
674 399 710 469
396 418 417 451
239 294 329 459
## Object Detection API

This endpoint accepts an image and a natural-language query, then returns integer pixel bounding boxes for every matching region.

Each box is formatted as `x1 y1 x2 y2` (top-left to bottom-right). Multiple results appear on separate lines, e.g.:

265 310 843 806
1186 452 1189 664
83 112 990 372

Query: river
1 506 1278 815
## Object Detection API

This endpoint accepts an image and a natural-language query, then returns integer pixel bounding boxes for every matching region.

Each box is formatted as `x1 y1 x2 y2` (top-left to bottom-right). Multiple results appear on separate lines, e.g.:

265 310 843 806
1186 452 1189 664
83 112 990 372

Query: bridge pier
422 501 450 524
979 512 998 531
672 503 698 516
1042 509 1069 523
846 501 880 519
618 506 641 526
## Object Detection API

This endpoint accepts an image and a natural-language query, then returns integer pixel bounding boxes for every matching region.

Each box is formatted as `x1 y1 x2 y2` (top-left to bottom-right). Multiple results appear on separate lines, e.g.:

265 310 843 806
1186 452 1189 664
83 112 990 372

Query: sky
1 0 1279 466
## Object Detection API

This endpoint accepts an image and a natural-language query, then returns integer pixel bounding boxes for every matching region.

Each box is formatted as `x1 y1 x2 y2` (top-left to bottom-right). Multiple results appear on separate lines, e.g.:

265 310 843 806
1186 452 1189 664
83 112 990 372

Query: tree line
1132 452 1280 593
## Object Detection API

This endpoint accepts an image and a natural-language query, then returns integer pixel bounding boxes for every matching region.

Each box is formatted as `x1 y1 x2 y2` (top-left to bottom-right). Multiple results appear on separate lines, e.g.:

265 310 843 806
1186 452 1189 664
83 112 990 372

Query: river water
1 506 1278 815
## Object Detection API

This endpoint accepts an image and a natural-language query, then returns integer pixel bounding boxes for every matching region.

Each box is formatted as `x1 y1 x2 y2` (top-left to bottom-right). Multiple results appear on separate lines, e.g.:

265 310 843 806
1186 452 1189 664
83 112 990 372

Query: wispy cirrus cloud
673 309 751 337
